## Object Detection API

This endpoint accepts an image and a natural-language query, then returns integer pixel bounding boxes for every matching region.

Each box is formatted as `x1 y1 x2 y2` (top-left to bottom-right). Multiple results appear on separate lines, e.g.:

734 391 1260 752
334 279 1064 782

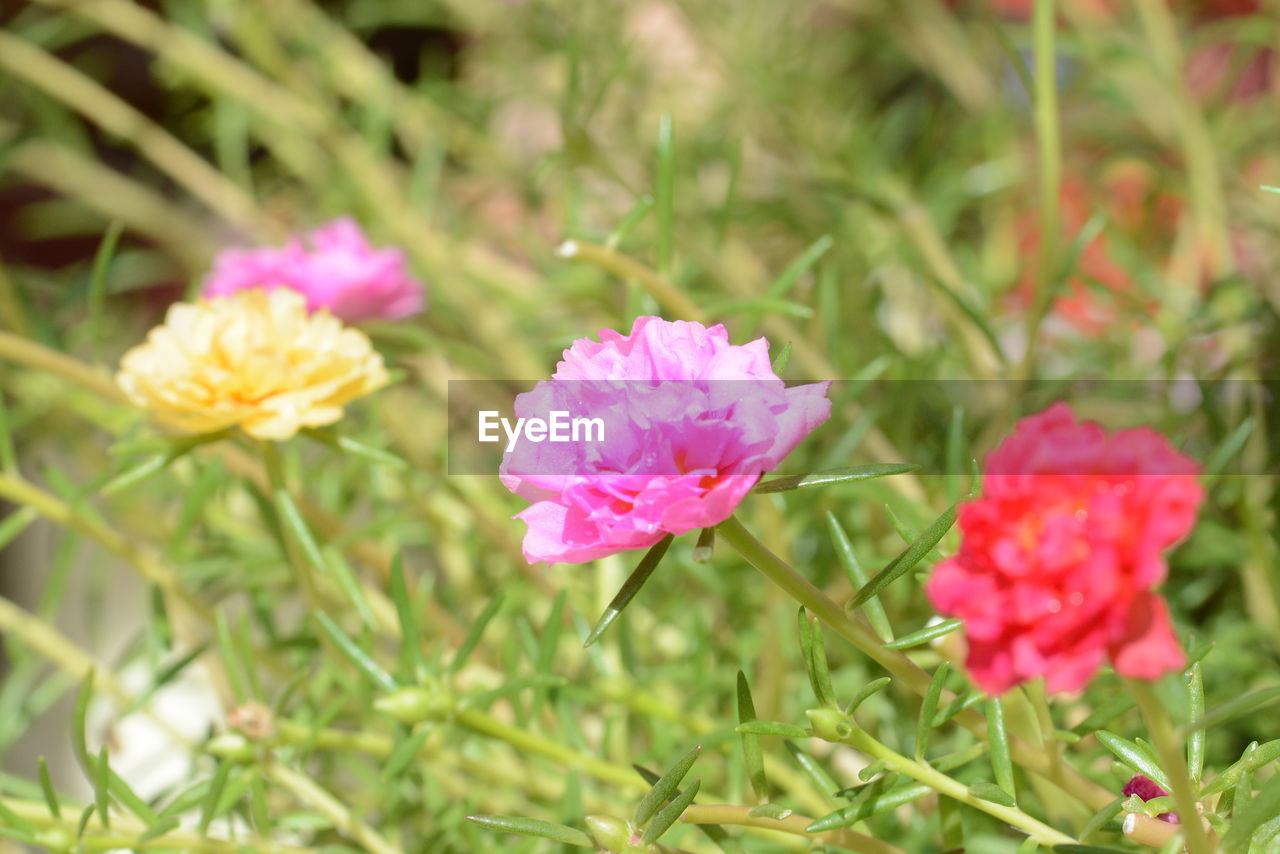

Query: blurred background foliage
1 1 1279 852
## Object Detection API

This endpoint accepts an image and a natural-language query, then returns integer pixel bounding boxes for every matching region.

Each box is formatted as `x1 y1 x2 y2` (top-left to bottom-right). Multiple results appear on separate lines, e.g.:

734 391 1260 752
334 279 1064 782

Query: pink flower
501 317 831 565
1123 774 1179 823
926 403 1202 695
202 218 425 323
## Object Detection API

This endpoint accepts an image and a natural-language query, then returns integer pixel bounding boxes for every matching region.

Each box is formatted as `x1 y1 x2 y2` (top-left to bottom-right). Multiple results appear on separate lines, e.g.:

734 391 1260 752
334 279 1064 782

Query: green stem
558 239 707 324
455 707 646 793
681 804 907 854
1128 680 1213 854
832 724 1074 846
2 796 309 854
264 761 401 854
260 441 320 610
1018 0 1061 381
0 330 126 404
0 471 208 627
718 515 1180 849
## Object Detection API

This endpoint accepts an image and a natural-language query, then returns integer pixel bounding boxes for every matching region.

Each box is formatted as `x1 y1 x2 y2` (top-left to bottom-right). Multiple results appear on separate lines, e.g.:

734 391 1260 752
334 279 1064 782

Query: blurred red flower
926 403 1202 695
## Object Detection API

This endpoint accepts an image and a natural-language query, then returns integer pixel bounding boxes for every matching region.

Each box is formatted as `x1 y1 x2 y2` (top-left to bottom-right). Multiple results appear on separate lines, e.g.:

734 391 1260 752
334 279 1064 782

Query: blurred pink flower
926 403 1202 695
202 218 425 323
1123 774 1179 823
501 317 831 565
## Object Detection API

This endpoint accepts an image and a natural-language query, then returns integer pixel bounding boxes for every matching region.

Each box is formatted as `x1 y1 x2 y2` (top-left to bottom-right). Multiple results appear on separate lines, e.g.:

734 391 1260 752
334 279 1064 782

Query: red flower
1123 774 1179 823
925 403 1202 695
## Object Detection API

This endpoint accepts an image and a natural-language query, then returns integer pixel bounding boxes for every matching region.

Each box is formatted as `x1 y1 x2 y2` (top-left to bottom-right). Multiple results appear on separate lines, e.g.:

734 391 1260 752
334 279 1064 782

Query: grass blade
755 463 918 494
583 535 673 647
736 671 767 803
849 504 956 608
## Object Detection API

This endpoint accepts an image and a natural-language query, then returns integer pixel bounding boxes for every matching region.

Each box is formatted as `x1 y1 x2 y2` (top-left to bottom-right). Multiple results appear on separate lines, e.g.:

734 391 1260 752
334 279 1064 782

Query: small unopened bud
207 732 254 761
585 815 631 852
374 684 453 724
227 701 275 740
805 708 851 742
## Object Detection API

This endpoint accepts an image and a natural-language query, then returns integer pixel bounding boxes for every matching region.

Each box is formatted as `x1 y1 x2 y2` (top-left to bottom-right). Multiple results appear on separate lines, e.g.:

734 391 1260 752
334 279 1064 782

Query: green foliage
0 1 1278 852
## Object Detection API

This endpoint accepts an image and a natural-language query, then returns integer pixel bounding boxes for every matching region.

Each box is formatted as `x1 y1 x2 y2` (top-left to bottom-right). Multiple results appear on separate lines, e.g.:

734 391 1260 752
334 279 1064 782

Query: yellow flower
116 288 389 440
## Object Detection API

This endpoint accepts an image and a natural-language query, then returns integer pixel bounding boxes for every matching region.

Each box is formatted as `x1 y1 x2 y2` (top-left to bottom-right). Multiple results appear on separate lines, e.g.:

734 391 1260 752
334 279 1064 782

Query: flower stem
454 707 647 793
680 804 907 854
1128 679 1214 854
2 796 309 854
835 726 1075 846
0 330 126 403
718 514 1179 849
1017 0 1061 382
259 441 321 610
264 761 402 854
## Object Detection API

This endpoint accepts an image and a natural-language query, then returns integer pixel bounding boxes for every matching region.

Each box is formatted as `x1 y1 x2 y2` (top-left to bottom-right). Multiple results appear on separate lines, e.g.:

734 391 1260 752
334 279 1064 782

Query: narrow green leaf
138 816 181 843
382 729 431 781
827 513 893 642
301 429 409 469
884 619 963 650
390 555 425 680
849 504 956 608
968 780 1016 807
801 612 835 708
583 535 673 647
736 672 767 803
75 802 94 839
37 756 61 819
770 341 793 375
932 688 984 727
1017 838 1039 854
1053 846 1132 854
0 389 15 474
1221 764 1280 853
0 506 37 551
642 778 700 844
72 670 94 769
633 746 701 828
1204 417 1253 477
324 547 376 630
755 463 918 494
451 594 506 673
273 488 328 576
1201 739 1280 797
606 194 654 249
314 611 398 692
847 677 892 714
986 697 1016 801
735 721 810 739
858 759 888 782
1071 693 1135 734
125 643 210 716
1096 731 1170 791
805 783 931 831
466 815 593 848
784 742 839 801
0 797 35 834
654 114 675 276
946 405 966 504
1185 684 1280 733
693 526 715 563
198 761 230 835
88 220 124 361
915 662 949 760
214 609 249 703
1186 662 1204 780
1078 797 1125 842
94 747 111 829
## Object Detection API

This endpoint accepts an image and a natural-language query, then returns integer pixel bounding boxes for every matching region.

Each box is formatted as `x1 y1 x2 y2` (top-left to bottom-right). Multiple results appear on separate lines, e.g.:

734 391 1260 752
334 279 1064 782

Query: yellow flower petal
116 288 389 440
